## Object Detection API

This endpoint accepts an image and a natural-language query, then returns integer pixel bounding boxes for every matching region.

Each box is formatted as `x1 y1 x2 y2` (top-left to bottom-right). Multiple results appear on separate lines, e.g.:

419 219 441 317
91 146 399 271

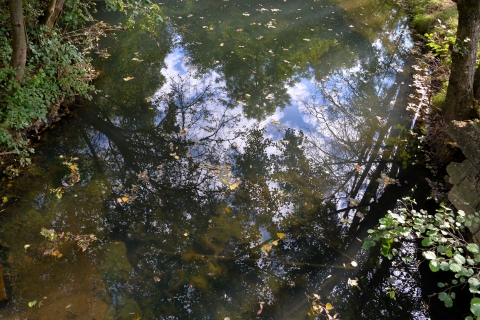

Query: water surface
0 0 430 319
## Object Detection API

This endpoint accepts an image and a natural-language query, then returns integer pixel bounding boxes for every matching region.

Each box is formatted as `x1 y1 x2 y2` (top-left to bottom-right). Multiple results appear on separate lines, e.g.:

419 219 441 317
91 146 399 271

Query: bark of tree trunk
9 0 27 81
443 0 480 122
43 0 66 29
473 61 480 101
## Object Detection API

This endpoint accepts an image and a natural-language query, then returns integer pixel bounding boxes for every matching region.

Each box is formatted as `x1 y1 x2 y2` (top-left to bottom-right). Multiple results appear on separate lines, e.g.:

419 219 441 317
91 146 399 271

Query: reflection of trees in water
30 4 431 318
69 68 428 318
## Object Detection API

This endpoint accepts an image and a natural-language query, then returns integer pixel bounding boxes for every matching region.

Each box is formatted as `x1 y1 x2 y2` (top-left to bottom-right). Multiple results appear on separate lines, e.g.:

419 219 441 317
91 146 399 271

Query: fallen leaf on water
24 244 30 250
326 302 333 310
225 207 231 213
272 240 279 246
183 232 188 237
121 197 129 202
277 232 285 239
263 244 272 251
229 182 239 190
153 276 161 282
132 57 143 62
123 76 134 81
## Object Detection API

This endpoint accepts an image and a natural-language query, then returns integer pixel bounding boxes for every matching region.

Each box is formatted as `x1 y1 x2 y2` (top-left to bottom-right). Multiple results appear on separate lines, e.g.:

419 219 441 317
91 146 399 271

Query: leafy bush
363 198 480 319
0 26 96 162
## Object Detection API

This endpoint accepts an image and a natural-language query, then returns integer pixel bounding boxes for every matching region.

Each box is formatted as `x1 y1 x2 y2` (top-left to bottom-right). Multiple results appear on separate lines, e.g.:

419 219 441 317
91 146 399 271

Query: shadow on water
0 0 448 319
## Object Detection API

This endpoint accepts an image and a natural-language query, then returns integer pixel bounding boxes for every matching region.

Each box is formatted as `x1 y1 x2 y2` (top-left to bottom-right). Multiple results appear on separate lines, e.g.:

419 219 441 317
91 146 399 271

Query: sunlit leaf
350 261 358 267
225 207 231 213
123 76 134 81
263 244 272 251
183 233 188 237
325 303 333 310
229 182 239 190
121 197 129 202
277 233 285 239
272 240 279 246
24 244 30 250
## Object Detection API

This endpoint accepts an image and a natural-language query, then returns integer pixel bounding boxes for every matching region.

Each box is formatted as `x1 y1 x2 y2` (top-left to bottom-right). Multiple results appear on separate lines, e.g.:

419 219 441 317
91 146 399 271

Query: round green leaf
422 238 433 247
440 261 450 271
429 260 440 272
450 262 462 272
423 251 436 260
471 298 480 317
438 292 447 301
467 243 479 254
454 254 466 265
444 296 453 308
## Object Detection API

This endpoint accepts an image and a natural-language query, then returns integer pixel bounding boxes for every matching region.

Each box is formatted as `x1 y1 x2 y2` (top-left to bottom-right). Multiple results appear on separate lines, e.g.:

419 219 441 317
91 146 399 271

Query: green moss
412 14 436 35
431 85 447 110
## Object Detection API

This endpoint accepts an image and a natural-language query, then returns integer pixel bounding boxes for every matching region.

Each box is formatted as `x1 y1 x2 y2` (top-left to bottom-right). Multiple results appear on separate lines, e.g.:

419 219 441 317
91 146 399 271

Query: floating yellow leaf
229 182 239 190
123 76 134 81
2 197 7 203
121 197 129 202
24 244 30 250
263 244 272 251
326 303 333 311
272 240 279 246
277 232 285 239
69 164 78 171
183 232 188 237
225 207 231 213
132 57 143 62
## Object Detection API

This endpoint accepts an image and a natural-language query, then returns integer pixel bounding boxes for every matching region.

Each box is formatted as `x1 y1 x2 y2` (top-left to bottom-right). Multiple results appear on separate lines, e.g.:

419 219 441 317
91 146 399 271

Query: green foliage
0 0 165 163
0 27 95 160
425 28 456 64
364 198 480 319
63 0 97 27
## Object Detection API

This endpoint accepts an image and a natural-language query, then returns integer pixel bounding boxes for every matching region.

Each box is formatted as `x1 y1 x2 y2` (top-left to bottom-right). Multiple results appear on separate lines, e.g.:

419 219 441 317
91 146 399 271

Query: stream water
0 0 433 319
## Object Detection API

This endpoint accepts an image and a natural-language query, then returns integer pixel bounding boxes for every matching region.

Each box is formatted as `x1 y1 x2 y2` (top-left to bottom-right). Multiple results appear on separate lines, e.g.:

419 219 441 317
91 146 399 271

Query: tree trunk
9 0 27 81
43 0 66 29
473 62 480 101
443 0 480 123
